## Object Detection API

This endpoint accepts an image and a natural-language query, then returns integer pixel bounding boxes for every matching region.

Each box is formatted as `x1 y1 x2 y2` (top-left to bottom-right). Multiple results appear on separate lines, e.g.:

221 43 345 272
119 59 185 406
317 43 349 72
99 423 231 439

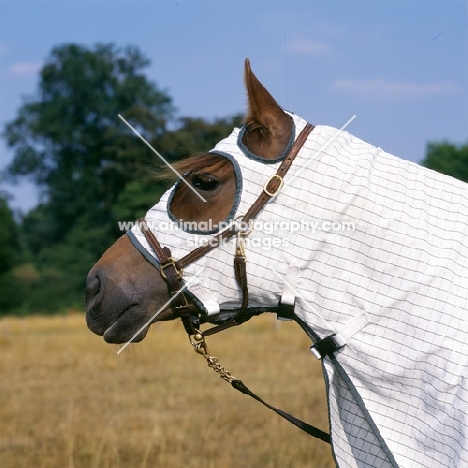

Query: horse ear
243 59 292 159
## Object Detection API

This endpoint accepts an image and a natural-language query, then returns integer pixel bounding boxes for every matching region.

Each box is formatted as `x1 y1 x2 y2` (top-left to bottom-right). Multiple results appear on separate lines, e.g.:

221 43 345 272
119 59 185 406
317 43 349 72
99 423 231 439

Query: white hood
129 112 327 321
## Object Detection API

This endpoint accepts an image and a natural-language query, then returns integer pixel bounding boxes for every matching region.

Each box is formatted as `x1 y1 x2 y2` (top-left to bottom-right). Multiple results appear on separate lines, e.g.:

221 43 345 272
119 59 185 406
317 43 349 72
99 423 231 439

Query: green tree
0 194 22 312
422 142 468 183
2 43 174 312
0 194 18 275
3 43 174 252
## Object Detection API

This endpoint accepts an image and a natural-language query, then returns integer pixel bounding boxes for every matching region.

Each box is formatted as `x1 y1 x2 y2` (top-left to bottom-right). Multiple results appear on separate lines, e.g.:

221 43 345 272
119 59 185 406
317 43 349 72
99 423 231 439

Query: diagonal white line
287 114 356 186
268 266 336 333
118 114 207 203
117 266 205 354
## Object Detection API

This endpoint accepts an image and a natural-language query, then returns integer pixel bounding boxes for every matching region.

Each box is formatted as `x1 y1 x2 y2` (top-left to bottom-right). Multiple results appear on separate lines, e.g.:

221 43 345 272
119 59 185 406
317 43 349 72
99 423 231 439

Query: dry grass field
0 313 335 468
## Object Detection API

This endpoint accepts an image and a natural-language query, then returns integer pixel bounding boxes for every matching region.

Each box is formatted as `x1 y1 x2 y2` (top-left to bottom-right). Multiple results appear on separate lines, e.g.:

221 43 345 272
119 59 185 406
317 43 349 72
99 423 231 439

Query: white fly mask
128 110 468 468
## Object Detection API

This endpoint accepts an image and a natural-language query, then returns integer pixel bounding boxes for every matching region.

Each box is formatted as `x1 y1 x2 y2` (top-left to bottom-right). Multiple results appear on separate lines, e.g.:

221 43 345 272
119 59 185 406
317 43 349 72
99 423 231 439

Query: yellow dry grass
0 314 335 468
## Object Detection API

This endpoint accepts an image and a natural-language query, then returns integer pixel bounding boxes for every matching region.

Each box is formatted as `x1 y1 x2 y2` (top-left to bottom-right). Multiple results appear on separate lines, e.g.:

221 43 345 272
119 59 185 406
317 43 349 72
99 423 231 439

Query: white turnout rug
130 113 468 467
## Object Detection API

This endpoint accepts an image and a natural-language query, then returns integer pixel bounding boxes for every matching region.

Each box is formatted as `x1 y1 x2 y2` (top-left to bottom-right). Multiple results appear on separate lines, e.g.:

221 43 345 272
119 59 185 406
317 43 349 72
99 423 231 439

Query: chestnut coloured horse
86 60 468 468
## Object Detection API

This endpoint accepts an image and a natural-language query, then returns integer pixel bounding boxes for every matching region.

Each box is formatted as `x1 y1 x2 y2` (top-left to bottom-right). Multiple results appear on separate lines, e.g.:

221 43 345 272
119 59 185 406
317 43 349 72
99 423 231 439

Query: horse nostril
86 274 102 304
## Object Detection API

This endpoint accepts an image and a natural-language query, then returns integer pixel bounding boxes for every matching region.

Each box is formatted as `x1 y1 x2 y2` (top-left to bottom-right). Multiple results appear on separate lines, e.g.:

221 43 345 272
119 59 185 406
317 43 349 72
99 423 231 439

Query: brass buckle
263 174 284 197
232 215 252 259
160 257 183 280
235 232 246 257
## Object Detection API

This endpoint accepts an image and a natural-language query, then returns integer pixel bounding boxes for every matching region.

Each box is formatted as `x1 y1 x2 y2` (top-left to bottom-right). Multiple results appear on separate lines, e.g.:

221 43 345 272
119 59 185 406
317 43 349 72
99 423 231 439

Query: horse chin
101 304 150 344
101 303 179 344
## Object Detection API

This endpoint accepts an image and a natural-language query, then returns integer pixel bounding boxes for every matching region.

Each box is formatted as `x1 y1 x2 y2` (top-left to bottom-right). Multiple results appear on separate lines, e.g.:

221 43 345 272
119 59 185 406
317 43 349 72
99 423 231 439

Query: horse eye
191 174 219 191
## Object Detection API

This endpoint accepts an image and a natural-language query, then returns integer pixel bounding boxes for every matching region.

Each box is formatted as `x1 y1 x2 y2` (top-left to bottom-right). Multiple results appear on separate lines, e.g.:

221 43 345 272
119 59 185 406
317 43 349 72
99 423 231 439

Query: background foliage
0 42 466 315
422 142 468 183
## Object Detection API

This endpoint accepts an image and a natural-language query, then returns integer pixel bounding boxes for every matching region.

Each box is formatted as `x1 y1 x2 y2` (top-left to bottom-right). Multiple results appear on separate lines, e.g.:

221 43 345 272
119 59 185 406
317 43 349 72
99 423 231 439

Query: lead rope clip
190 331 235 384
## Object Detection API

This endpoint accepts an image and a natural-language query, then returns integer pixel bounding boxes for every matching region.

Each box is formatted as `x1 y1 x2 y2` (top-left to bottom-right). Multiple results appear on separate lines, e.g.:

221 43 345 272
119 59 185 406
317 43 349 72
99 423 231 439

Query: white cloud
334 78 460 100
287 39 332 57
8 62 41 76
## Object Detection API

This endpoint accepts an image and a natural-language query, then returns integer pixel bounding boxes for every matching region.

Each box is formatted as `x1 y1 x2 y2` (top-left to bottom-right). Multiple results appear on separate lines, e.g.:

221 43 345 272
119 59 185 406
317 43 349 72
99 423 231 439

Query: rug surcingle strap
310 334 346 360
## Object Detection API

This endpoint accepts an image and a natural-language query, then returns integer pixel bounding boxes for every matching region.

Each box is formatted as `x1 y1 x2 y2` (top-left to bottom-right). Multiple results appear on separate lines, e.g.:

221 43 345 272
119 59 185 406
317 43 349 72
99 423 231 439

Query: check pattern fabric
130 112 468 468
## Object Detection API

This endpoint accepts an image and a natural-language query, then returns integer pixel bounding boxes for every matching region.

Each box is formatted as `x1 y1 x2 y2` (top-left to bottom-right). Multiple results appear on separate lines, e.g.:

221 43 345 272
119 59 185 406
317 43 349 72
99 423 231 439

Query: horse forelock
157 153 232 181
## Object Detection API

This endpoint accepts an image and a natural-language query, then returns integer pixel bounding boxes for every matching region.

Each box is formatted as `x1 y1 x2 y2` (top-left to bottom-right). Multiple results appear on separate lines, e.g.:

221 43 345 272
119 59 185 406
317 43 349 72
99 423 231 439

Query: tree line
0 43 467 315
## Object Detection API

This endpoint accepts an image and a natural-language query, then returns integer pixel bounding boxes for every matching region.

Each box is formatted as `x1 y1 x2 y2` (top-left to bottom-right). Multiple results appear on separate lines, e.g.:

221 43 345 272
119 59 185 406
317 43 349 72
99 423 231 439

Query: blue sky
0 0 467 212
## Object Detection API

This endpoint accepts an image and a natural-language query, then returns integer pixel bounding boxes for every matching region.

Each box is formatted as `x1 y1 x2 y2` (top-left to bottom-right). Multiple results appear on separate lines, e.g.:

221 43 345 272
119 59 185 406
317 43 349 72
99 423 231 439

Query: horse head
86 59 301 344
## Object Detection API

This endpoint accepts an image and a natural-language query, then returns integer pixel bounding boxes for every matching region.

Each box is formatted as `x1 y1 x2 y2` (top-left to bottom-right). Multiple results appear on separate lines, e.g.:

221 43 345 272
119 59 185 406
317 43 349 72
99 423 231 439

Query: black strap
310 334 345 360
231 379 330 443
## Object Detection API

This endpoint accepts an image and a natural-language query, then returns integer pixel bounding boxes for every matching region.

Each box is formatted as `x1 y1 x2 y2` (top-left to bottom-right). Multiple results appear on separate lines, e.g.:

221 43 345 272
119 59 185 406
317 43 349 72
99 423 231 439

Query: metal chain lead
189 331 235 383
